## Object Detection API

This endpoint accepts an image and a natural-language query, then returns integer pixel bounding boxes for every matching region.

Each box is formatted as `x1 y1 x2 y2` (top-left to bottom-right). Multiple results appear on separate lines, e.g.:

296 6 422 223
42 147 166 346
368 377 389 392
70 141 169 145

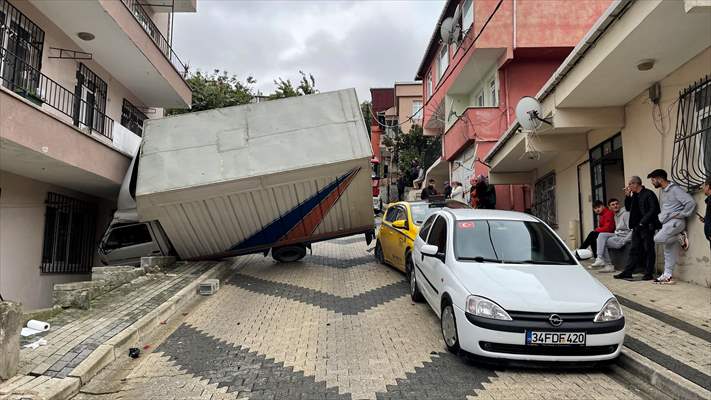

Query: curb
617 348 710 400
1 261 234 400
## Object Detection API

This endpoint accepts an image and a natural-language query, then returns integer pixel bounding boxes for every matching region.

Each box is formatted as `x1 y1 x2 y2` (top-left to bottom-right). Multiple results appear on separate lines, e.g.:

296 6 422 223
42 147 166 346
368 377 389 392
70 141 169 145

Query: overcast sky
172 0 444 102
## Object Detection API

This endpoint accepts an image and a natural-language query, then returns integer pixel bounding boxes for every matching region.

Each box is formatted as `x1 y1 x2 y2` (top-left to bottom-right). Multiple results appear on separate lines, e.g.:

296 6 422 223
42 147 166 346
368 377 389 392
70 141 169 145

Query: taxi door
380 206 399 263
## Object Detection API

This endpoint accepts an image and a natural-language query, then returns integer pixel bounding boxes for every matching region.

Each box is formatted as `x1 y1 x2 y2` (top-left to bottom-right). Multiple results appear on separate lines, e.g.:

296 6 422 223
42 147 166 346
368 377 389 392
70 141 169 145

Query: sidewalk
0 258 249 400
590 265 711 400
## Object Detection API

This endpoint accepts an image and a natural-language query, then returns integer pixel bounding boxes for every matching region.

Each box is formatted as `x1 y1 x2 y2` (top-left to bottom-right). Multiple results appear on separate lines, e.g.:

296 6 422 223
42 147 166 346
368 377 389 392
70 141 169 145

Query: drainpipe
513 0 517 49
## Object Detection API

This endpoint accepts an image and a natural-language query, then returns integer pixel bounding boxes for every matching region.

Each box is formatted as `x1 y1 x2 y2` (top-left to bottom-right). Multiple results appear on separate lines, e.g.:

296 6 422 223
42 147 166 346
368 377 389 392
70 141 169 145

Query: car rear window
454 220 575 265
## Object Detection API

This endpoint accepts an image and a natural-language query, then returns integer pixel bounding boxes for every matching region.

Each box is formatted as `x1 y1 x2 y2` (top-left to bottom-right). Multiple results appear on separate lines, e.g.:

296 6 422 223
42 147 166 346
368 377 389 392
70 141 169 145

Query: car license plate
526 331 586 345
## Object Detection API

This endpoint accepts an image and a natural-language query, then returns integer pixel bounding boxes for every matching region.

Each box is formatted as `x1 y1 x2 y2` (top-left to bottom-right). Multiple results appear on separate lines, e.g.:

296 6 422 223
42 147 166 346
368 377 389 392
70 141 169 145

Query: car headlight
466 296 512 321
594 298 623 322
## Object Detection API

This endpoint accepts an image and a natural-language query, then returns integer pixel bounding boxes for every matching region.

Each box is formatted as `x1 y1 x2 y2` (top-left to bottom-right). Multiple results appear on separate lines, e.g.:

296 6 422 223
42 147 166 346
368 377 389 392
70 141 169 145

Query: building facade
415 0 611 209
486 0 710 285
0 0 195 310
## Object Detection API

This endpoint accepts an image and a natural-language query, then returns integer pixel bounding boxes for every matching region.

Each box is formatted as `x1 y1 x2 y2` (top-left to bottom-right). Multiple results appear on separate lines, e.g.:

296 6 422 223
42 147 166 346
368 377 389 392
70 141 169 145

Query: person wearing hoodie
579 200 616 258
590 199 632 272
648 169 696 284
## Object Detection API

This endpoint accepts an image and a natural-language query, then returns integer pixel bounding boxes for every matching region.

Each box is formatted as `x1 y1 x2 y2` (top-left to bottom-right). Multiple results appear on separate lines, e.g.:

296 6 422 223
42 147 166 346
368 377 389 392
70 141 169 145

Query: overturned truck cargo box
135 89 373 261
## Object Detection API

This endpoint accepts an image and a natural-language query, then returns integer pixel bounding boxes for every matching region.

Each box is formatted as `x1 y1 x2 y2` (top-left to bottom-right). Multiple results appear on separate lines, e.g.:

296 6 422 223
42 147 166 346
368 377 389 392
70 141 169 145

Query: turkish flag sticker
458 221 475 229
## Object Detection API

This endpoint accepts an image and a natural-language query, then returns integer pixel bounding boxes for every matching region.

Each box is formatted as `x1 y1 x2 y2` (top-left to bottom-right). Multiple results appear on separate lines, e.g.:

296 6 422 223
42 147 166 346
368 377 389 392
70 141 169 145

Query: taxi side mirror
392 220 408 230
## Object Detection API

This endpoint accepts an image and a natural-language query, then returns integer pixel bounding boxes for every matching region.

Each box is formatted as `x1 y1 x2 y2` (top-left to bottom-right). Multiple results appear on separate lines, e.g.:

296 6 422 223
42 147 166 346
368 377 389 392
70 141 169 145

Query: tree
385 124 441 186
166 69 255 115
269 71 318 99
360 100 372 137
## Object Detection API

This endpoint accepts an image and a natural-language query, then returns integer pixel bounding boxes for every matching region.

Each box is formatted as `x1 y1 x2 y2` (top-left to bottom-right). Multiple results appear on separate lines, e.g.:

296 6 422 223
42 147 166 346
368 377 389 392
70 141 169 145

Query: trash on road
20 319 50 336
23 338 48 349
128 347 141 359
199 279 220 295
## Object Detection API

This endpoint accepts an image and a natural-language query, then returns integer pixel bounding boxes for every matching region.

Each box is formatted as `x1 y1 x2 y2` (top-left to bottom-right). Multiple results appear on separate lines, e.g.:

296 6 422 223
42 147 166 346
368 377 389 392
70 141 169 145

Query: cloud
172 0 444 101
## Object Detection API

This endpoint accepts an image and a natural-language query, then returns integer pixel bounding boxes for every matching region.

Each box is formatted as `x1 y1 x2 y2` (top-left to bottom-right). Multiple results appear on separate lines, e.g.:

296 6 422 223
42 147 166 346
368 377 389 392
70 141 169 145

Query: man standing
648 169 696 284
396 175 406 202
477 175 497 209
615 176 660 281
443 181 452 199
580 201 615 259
420 179 438 200
590 199 632 272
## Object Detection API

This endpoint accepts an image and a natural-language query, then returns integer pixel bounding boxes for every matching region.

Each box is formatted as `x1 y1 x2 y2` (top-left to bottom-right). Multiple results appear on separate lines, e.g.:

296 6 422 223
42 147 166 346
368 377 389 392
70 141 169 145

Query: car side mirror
392 220 408 230
421 244 442 261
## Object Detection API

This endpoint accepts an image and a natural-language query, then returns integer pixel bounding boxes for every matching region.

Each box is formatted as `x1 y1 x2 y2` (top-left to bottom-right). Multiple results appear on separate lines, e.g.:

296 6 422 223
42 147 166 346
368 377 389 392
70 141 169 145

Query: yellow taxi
374 198 469 276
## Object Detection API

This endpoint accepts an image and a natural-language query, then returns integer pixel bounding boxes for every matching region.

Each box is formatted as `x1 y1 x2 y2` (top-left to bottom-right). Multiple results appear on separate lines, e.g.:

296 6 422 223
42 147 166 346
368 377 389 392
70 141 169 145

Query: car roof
441 208 541 222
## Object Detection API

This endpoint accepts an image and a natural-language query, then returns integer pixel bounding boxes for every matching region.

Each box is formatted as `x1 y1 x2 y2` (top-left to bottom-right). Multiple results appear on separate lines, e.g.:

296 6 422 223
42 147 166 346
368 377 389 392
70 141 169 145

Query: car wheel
441 302 460 354
374 241 385 264
409 257 424 303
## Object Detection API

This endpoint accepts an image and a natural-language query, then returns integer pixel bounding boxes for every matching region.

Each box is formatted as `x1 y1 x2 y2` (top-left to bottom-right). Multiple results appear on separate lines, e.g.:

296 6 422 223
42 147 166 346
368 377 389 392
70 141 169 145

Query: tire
272 245 307 263
441 301 461 354
374 240 385 265
409 255 424 303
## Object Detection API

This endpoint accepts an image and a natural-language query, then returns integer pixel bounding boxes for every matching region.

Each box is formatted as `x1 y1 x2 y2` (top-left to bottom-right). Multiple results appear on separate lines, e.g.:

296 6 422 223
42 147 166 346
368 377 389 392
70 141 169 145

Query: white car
410 209 625 362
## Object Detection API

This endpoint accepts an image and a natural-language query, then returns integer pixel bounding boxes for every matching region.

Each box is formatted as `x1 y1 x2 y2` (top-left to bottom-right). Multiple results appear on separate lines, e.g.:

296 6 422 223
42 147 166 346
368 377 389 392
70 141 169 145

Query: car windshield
454 219 576 265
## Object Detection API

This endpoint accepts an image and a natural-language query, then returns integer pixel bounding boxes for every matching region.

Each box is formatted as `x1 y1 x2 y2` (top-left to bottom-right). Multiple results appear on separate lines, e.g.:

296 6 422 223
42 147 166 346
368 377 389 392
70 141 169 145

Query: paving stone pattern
143 240 645 400
18 262 213 378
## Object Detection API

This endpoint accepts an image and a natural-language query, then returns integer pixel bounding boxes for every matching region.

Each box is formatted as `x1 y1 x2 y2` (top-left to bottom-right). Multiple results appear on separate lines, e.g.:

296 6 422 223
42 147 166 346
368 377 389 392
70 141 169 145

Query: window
462 0 474 33
74 63 108 135
426 216 447 254
419 214 437 240
489 78 497 106
412 100 423 122
531 172 557 228
121 99 148 137
672 75 711 188
103 224 153 251
41 192 97 274
454 220 575 264
0 0 45 92
384 206 399 223
395 207 408 223
438 45 449 80
476 90 484 107
426 73 433 98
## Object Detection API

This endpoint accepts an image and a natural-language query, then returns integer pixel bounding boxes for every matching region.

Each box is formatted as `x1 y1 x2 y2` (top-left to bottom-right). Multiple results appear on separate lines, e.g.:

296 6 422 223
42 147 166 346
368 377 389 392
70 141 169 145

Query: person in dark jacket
443 181 452 198
420 179 438 200
701 179 711 252
396 175 406 202
476 175 497 209
614 176 661 280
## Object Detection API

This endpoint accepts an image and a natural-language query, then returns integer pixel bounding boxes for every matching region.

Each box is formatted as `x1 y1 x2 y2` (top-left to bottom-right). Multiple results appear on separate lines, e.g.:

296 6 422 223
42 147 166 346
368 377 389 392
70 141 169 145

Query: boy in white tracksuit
647 169 696 283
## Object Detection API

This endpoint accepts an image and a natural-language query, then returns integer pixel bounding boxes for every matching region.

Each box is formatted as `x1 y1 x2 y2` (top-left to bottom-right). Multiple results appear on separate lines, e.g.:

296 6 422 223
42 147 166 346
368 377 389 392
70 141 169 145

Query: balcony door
73 63 107 134
0 0 44 92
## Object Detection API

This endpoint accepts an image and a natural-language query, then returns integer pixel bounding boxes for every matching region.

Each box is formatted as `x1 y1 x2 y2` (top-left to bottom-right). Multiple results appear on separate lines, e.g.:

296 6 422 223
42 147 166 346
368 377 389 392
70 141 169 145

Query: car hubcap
442 306 457 347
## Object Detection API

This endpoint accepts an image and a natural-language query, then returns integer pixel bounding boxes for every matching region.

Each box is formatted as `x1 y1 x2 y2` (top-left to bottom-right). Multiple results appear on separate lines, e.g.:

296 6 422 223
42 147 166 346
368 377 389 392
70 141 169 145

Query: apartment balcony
442 107 505 161
29 0 192 108
0 47 131 200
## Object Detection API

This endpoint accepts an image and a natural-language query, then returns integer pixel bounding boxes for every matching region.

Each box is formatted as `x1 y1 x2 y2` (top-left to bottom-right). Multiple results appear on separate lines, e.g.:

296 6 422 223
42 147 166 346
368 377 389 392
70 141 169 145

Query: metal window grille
41 192 97 274
672 75 711 189
0 0 44 92
74 63 109 136
531 172 557 228
120 98 148 137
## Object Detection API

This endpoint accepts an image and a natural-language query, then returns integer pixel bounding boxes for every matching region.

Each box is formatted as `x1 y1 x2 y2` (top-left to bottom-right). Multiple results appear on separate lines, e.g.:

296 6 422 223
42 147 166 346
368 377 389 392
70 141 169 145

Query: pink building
415 0 610 210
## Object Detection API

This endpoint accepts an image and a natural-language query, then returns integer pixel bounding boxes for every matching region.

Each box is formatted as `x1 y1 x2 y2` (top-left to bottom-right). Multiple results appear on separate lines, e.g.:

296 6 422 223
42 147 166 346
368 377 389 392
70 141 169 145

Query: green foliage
269 71 318 99
386 124 441 185
166 69 255 115
360 100 372 136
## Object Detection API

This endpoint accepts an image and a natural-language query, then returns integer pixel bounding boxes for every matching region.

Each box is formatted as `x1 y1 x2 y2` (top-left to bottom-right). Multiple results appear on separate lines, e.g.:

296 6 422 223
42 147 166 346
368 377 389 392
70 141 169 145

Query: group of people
419 176 496 210
580 169 706 284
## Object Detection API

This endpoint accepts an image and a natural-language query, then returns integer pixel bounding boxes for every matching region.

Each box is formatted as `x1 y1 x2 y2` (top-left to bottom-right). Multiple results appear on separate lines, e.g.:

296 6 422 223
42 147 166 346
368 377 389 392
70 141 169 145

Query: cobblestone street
72 237 648 400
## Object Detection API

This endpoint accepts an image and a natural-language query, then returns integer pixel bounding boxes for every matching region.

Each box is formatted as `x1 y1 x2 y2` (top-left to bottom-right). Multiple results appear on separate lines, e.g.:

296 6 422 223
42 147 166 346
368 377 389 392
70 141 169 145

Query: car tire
441 301 461 354
374 240 385 265
272 245 307 263
409 257 424 303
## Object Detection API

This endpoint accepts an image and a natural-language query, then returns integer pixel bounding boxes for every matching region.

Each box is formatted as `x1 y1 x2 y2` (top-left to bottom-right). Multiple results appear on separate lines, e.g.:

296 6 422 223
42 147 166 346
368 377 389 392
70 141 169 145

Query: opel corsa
411 209 625 362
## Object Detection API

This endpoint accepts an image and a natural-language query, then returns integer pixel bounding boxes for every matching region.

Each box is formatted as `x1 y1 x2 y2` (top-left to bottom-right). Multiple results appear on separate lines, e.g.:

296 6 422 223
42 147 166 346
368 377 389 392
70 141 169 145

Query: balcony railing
120 0 189 78
0 46 114 139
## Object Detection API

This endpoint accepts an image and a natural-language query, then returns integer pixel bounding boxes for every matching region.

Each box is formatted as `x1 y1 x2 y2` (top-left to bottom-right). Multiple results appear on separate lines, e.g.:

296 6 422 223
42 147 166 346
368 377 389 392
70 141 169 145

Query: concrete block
141 256 177 272
0 301 22 380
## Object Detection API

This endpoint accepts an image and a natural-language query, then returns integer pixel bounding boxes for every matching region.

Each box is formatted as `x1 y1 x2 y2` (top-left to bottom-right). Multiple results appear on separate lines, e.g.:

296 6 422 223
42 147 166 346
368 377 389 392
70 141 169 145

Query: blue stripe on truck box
229 168 360 251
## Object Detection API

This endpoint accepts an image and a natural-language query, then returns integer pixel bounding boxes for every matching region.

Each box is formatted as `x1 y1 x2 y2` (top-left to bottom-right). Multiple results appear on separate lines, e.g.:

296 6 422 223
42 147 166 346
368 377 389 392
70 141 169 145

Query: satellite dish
440 17 454 44
515 96 544 131
452 5 463 42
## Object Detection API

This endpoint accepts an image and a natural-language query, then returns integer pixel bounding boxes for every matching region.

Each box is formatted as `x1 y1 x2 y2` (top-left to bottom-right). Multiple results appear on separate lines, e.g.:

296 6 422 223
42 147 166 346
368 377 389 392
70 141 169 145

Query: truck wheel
272 245 307 263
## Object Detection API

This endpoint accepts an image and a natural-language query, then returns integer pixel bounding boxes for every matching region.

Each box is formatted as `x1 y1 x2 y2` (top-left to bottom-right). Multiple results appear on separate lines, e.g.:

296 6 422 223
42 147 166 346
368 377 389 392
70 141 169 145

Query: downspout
513 0 516 49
